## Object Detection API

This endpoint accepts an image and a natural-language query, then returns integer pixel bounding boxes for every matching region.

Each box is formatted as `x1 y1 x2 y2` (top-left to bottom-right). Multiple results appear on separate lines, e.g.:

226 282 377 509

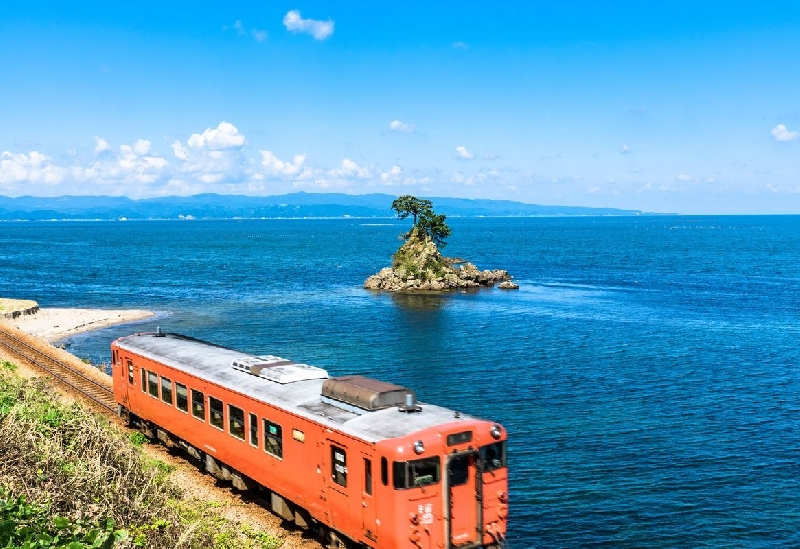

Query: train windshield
480 442 507 472
393 457 441 489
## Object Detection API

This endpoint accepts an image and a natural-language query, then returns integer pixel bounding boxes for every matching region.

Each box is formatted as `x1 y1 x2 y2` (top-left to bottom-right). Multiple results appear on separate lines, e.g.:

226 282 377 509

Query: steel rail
0 328 117 412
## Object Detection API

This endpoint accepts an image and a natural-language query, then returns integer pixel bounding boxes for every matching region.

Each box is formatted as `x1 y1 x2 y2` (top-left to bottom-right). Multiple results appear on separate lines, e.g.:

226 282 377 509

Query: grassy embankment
0 298 38 315
0 359 283 549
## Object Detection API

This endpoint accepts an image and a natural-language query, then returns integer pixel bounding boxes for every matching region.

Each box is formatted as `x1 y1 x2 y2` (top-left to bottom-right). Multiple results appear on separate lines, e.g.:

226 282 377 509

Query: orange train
111 331 509 549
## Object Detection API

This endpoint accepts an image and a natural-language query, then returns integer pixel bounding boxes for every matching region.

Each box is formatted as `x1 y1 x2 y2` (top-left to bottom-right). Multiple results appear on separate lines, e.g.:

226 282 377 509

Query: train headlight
490 425 502 440
413 440 425 454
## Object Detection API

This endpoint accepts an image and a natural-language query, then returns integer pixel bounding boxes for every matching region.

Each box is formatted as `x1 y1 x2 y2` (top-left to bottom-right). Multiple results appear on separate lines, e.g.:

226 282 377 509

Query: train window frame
448 454 470 487
249 413 258 448
147 371 158 398
263 419 283 459
191 389 205 422
364 458 372 496
127 359 134 384
140 368 146 392
228 404 245 441
480 442 507 472
381 457 388 486
209 396 224 430
331 446 347 487
175 383 188 413
393 457 441 490
160 376 173 406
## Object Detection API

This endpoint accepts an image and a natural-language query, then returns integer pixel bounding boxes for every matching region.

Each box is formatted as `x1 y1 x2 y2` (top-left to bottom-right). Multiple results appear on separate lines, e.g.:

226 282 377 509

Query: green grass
0 364 283 549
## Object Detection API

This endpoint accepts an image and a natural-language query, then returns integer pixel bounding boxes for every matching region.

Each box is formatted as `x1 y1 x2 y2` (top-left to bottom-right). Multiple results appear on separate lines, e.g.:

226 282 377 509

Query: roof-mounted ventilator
232 355 328 384
322 376 420 412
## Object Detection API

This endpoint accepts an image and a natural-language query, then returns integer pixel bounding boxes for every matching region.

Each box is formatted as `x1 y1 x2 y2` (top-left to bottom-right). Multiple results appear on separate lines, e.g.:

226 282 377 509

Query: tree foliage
391 195 452 248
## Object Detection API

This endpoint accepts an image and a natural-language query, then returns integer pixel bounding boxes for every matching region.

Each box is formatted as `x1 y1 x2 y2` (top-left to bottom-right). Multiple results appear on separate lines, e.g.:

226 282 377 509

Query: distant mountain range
0 193 662 221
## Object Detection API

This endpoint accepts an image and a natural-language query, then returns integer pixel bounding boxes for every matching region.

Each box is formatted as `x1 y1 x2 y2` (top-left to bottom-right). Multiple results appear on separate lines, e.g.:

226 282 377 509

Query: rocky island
364 196 519 292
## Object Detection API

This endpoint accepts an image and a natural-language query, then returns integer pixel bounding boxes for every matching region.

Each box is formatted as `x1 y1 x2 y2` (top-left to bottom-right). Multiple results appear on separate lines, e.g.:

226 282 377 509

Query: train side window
331 446 347 487
175 383 188 412
160 377 173 405
448 454 470 487
126 360 134 384
364 458 372 495
147 371 158 398
228 405 245 440
209 396 224 430
264 419 283 458
381 457 388 486
141 368 146 392
249 413 258 448
393 457 441 489
191 390 205 421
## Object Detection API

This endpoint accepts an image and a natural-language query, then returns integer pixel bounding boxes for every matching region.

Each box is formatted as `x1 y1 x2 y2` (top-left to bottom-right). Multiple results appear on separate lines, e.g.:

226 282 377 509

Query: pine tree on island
363 196 517 292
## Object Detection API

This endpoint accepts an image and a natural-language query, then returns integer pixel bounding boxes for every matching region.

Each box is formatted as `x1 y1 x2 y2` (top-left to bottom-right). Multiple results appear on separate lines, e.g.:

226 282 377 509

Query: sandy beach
2 308 155 342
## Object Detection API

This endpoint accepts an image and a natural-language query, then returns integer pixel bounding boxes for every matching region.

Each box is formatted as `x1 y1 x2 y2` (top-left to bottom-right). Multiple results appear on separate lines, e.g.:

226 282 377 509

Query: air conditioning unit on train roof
322 375 414 412
232 355 328 384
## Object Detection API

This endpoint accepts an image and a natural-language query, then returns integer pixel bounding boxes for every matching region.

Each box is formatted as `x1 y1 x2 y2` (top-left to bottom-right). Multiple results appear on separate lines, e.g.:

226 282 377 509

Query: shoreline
1 308 155 343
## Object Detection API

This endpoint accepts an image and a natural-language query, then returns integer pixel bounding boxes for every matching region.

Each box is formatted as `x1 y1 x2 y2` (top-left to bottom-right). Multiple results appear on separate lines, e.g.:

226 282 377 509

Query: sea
1 215 799 548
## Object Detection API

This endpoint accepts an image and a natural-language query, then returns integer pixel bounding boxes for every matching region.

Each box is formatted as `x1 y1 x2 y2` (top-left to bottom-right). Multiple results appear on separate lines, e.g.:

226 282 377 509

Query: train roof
114 332 484 444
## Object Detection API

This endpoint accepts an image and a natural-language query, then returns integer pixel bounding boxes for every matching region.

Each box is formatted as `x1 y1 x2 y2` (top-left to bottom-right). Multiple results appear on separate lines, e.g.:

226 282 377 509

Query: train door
325 439 352 532
361 455 377 543
446 450 482 548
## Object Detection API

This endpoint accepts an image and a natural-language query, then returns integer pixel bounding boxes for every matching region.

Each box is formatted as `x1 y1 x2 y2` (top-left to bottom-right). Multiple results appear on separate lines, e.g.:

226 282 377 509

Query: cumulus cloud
226 20 266 42
331 158 372 179
619 144 633 154
772 124 799 142
0 151 66 186
187 122 245 149
94 137 112 154
388 120 415 133
260 151 306 177
675 174 693 182
283 10 334 40
455 146 474 159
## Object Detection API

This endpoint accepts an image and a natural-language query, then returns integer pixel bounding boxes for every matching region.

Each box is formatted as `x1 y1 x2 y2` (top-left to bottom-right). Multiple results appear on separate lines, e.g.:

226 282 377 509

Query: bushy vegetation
391 195 452 248
0 360 282 549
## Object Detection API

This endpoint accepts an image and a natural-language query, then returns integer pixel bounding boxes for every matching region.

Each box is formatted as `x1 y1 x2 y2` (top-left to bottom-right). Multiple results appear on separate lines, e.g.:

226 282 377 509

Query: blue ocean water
1 216 799 548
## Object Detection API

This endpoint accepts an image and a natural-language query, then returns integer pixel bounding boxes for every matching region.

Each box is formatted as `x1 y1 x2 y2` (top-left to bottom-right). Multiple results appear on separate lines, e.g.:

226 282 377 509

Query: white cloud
455 145 474 159
453 41 468 49
388 119 415 133
675 174 693 182
94 137 112 154
133 139 151 156
0 151 66 186
171 141 189 160
252 29 267 42
772 124 799 142
283 10 334 40
260 150 306 177
187 122 245 149
331 158 372 179
619 144 633 154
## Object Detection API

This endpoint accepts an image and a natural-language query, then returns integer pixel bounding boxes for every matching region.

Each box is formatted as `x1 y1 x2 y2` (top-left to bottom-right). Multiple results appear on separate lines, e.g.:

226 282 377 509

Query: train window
191 390 205 421
249 413 258 448
264 419 283 458
331 446 347 487
127 360 134 384
209 397 224 430
381 457 388 486
480 442 507 472
160 377 173 405
141 368 146 392
175 383 188 412
448 454 470 487
147 371 158 398
393 457 441 490
364 458 372 495
228 405 245 440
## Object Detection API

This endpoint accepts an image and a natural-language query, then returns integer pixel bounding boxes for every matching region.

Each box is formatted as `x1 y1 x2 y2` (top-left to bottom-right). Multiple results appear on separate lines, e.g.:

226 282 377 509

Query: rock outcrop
364 229 514 292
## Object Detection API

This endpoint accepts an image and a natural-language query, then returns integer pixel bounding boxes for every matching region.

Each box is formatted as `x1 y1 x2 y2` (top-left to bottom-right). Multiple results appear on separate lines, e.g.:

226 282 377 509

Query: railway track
0 327 117 412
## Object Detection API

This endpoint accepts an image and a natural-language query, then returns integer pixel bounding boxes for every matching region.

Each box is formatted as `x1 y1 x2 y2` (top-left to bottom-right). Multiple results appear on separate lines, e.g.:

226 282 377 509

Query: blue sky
1 2 799 213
